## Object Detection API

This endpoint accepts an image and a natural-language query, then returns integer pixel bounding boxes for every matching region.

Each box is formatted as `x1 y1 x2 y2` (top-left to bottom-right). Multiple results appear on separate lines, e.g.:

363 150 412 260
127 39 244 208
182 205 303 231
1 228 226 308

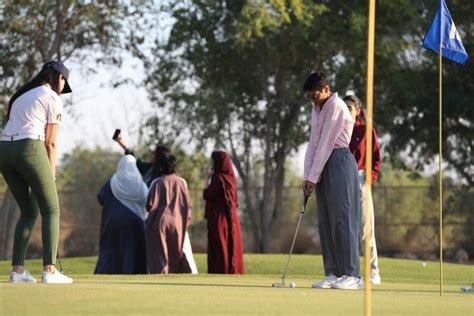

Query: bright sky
57 59 153 159
56 58 308 174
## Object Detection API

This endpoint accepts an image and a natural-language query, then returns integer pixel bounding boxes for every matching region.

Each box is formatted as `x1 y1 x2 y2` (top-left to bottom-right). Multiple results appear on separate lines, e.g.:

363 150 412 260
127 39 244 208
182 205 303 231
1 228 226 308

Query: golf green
1 254 472 315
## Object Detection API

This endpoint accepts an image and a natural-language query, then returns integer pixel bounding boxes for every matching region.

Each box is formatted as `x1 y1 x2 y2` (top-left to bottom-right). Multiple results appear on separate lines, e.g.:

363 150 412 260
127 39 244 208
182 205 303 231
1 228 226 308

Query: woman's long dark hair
152 145 176 177
155 153 177 176
343 95 366 124
6 67 62 121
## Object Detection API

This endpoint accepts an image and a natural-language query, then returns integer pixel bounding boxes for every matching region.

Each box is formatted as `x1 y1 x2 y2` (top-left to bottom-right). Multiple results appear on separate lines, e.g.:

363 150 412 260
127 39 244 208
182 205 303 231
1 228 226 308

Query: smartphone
112 129 121 140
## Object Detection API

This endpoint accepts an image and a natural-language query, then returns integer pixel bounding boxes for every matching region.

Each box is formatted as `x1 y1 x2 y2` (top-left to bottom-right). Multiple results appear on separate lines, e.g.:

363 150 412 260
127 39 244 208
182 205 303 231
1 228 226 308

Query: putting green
0 254 472 315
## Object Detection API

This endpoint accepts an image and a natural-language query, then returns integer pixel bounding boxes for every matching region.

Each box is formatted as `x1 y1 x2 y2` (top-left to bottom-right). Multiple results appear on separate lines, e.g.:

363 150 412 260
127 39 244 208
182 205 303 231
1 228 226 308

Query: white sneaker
331 275 364 290
9 270 36 283
41 270 73 284
371 274 381 285
312 275 340 289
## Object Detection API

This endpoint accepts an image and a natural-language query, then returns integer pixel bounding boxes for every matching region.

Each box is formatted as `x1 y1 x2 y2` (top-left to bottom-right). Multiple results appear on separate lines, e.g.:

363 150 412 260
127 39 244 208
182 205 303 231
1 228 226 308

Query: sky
56 57 308 174
57 59 153 159
54 59 446 181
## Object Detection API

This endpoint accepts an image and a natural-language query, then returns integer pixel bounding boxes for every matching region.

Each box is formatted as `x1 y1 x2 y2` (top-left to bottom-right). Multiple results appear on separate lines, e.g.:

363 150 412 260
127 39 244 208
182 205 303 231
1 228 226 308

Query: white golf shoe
41 270 73 284
9 270 36 283
331 275 364 290
371 273 381 285
312 275 340 289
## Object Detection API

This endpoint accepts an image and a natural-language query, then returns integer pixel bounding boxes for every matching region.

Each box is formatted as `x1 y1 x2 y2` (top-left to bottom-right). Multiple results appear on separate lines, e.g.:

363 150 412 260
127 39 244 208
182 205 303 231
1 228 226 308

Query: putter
57 253 64 273
272 194 310 287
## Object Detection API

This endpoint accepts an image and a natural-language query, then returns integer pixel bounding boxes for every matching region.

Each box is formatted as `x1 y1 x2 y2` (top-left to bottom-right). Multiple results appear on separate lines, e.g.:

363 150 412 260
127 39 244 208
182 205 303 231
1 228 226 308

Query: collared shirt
2 85 63 139
303 92 354 183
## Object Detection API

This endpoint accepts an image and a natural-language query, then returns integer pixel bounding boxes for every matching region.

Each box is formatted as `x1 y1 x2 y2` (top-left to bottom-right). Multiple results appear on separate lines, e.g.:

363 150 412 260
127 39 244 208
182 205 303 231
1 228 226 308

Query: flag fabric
423 0 468 64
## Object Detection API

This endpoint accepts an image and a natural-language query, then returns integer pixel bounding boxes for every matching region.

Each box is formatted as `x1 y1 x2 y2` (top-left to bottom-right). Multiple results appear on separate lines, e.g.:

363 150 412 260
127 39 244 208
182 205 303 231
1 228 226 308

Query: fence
0 185 472 261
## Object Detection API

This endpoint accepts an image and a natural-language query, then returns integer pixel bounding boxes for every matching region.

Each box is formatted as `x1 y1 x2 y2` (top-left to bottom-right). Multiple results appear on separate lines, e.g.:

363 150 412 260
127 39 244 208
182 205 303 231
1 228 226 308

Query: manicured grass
0 254 472 315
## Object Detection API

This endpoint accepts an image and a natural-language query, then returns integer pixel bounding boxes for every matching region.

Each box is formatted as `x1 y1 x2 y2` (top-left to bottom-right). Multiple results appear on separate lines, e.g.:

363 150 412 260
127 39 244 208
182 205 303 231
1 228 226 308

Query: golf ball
422 262 426 267
289 282 296 288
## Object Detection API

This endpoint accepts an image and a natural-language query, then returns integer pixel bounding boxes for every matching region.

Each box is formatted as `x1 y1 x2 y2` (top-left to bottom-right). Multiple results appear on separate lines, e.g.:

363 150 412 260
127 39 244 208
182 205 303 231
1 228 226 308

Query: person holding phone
112 130 157 187
0 61 73 283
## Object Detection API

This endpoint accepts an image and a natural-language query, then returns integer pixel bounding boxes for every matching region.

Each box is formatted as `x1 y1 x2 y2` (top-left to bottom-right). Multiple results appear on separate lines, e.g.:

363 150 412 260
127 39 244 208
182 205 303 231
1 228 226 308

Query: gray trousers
315 148 360 277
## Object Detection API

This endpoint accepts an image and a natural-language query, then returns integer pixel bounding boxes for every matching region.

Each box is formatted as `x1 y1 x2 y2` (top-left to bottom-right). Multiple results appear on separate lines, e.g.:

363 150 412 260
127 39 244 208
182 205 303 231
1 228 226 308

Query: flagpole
438 41 444 297
365 0 376 314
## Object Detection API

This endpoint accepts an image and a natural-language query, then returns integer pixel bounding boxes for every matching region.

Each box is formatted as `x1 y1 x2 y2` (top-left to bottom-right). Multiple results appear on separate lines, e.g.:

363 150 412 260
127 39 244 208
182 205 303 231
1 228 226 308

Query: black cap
42 61 72 94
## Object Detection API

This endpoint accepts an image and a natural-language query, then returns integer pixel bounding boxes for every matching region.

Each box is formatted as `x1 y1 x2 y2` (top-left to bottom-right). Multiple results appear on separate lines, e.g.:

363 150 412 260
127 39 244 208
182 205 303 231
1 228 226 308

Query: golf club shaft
57 253 63 273
281 195 309 279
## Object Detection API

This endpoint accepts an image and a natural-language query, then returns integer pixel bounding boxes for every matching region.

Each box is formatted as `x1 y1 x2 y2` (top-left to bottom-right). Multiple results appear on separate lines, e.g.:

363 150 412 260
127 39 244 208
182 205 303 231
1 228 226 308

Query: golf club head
272 275 285 287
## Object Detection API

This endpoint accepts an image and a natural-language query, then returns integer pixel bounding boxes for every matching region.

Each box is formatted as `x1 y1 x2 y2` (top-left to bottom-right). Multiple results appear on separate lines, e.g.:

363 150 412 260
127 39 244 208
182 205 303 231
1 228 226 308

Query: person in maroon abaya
203 151 245 274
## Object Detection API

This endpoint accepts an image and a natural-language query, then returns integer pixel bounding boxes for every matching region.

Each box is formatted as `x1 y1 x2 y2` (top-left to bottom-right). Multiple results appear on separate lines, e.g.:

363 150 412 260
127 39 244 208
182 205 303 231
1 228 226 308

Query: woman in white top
0 61 73 283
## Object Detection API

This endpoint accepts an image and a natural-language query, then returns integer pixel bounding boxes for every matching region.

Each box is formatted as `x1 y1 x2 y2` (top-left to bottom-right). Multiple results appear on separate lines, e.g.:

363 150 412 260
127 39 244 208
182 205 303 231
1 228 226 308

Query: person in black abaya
94 155 148 274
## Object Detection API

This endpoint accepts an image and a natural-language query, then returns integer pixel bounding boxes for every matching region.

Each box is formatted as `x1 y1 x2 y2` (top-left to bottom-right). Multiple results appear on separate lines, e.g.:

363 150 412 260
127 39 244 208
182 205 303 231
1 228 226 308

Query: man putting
302 72 362 290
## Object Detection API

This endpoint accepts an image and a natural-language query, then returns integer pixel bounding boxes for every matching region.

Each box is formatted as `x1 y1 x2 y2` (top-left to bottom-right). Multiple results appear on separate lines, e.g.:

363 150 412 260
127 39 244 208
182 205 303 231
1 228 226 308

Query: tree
372 1 474 186
58 145 120 256
139 0 339 252
0 1 145 259
138 1 472 252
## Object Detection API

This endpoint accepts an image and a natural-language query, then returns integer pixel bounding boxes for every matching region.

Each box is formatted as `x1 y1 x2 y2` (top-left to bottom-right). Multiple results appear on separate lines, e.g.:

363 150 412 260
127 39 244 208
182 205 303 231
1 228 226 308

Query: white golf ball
422 262 426 267
289 282 296 288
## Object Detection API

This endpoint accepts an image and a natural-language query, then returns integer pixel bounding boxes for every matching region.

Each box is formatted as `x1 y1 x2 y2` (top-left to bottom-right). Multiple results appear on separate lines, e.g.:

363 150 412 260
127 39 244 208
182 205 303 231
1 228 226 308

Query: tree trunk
259 150 273 253
1 190 19 260
271 151 285 226
227 124 261 252
241 180 260 251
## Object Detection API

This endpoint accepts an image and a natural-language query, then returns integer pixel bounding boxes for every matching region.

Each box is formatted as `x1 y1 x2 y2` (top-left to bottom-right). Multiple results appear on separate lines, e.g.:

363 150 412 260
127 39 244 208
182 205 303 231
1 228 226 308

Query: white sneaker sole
9 279 36 284
332 283 364 290
41 279 73 284
312 283 332 289
371 276 382 285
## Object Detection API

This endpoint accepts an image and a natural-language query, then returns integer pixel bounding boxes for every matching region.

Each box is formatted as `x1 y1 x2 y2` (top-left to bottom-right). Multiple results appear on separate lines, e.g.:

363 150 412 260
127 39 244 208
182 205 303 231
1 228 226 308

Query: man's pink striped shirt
303 93 354 184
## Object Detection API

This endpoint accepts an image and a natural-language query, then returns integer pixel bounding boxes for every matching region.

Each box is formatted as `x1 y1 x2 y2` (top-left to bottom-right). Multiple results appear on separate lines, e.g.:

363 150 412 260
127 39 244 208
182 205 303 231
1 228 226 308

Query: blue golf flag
423 0 468 64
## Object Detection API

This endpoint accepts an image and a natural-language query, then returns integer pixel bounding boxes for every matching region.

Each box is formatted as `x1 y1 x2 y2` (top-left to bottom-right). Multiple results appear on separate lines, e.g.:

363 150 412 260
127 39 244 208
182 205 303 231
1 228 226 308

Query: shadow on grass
78 280 277 289
72 281 462 294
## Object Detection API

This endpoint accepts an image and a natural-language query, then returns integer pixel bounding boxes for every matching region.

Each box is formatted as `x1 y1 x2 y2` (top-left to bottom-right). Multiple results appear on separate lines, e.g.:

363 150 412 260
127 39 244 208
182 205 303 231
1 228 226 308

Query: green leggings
0 139 59 266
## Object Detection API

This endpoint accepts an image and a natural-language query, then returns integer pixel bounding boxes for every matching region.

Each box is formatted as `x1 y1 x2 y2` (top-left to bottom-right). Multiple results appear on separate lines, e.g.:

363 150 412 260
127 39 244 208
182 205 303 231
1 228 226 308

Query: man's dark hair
302 72 329 92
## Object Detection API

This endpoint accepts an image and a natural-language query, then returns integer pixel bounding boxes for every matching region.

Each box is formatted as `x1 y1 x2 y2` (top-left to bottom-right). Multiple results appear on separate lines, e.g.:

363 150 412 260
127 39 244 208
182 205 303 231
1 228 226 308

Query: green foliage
138 0 347 252
372 1 474 185
0 1 144 120
135 0 473 252
444 186 474 254
372 165 473 255
56 145 121 255
173 147 208 190
58 145 121 193
235 0 326 44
